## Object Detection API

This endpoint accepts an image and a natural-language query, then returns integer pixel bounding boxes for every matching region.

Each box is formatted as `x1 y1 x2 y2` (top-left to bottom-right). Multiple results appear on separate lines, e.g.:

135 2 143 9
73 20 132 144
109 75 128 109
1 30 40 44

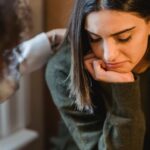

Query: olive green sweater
46 42 149 150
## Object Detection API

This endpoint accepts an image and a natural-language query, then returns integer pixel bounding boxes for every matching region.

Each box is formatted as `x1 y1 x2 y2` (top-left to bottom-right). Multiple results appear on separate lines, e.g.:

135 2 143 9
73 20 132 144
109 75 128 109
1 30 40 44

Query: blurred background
0 0 73 150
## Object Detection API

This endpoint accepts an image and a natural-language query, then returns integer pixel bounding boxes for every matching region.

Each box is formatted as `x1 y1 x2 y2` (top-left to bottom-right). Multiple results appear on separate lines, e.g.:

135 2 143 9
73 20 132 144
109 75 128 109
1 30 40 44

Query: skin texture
84 10 150 83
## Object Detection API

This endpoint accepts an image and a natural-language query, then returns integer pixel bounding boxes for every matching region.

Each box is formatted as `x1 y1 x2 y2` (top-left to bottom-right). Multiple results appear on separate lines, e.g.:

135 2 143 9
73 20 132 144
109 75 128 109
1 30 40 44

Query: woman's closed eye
117 36 132 43
87 30 132 44
115 31 132 43
89 36 131 43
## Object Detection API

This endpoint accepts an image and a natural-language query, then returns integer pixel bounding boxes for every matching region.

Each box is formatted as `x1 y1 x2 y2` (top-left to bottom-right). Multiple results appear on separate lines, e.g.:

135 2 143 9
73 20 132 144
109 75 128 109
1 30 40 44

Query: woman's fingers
93 60 107 80
46 28 66 50
84 52 115 81
84 57 96 78
84 53 104 79
84 53 134 83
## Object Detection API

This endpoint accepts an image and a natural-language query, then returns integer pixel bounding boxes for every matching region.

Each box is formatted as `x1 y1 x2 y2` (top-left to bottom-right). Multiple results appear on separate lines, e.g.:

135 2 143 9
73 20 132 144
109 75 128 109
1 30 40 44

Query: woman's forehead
85 9 145 36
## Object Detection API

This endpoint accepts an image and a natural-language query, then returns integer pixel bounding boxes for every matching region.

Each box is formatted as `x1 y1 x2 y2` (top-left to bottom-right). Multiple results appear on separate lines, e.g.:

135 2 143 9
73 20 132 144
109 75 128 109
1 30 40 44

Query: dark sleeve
45 47 145 150
98 79 145 150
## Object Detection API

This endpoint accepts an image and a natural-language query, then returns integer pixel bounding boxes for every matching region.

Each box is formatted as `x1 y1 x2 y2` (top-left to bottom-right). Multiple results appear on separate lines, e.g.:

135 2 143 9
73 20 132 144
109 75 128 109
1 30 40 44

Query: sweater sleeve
45 45 145 150
15 32 51 73
98 79 145 150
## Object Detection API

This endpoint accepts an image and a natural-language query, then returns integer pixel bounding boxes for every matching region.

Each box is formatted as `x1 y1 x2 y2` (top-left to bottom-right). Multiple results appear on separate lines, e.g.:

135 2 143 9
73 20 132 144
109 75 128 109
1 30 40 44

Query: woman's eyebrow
110 26 136 36
86 26 136 37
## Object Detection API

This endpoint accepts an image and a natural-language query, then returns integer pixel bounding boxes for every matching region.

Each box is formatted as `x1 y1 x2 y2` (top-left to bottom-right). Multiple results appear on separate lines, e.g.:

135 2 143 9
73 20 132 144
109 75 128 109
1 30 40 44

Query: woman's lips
105 61 127 69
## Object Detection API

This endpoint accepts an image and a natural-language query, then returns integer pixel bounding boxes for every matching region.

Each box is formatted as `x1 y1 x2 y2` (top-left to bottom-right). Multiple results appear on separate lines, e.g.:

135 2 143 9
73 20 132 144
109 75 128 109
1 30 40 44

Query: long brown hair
67 0 150 111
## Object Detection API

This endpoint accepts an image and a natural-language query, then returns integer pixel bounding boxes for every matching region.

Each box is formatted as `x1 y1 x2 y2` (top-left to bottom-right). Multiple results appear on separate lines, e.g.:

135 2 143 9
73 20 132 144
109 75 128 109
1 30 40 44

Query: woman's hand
46 28 66 51
84 53 135 83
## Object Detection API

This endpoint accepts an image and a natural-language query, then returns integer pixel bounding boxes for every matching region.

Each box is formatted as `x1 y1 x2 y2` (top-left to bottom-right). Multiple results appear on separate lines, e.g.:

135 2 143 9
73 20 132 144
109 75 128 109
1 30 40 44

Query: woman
46 0 150 149
0 0 66 101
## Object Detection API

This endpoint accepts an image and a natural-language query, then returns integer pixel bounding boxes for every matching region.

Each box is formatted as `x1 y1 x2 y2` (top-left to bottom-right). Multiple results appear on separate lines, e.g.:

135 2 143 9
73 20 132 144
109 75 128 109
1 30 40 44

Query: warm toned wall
44 0 73 30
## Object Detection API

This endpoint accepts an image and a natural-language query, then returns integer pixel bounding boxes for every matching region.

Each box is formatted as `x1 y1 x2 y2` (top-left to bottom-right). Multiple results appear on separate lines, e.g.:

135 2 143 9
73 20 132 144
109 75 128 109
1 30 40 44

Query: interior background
26 0 73 150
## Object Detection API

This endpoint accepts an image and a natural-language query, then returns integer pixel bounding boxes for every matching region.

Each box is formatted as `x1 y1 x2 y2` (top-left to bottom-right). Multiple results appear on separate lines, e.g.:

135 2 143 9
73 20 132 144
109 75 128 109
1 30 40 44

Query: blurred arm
18 28 66 74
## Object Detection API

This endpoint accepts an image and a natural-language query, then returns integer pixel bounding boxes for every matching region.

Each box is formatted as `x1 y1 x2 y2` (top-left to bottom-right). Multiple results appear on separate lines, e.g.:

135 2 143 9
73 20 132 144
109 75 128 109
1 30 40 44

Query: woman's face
85 10 150 73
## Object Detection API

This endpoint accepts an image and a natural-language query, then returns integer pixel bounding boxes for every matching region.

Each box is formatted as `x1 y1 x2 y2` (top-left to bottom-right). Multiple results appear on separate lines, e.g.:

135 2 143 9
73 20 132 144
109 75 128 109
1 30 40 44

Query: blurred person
0 0 66 101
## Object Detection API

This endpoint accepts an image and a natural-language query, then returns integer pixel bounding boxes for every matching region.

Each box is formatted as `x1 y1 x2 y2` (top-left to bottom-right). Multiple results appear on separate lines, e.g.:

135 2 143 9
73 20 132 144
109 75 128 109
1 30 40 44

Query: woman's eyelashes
88 33 132 43
116 36 132 43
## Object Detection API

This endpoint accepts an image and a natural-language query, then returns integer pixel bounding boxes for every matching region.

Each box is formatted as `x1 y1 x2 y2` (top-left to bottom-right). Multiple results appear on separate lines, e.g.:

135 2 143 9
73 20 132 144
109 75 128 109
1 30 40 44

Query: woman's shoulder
45 40 71 82
45 41 72 107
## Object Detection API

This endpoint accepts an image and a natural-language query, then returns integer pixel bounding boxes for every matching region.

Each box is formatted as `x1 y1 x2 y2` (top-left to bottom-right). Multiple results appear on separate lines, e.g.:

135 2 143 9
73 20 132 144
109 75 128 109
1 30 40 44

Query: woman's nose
102 40 119 63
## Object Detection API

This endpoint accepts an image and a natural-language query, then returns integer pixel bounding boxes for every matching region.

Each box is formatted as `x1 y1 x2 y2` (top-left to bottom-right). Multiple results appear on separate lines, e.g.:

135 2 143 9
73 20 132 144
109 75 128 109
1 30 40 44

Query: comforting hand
46 28 66 51
84 53 135 83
